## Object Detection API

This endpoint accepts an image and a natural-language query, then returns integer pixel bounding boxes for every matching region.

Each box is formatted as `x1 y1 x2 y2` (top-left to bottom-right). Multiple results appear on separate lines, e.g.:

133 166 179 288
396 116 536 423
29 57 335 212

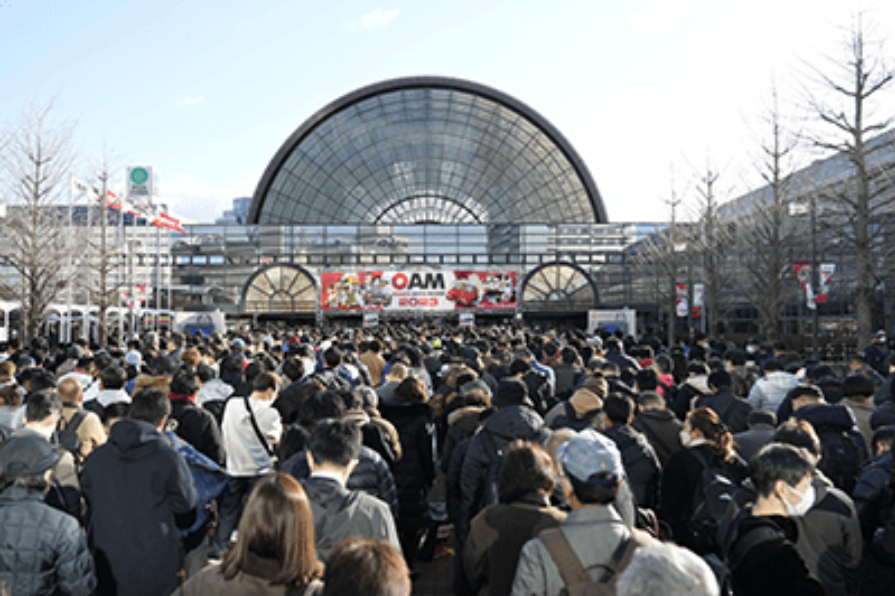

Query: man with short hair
11 392 83 519
727 444 824 596
631 391 684 466
82 365 130 418
601 394 662 509
168 366 225 465
81 389 198 596
511 429 653 595
360 339 387 387
56 376 106 461
302 418 400 562
213 370 283 558
696 370 753 433
377 362 408 405
0 433 97 596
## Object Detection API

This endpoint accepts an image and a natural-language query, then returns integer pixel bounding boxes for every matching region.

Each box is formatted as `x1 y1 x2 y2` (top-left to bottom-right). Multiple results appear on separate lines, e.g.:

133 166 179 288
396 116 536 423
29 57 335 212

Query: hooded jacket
459 405 550 541
632 407 684 466
794 402 869 493
81 418 197 596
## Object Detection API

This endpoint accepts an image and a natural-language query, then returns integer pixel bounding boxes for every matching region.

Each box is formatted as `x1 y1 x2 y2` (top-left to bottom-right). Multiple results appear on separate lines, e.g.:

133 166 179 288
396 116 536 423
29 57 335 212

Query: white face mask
784 483 815 517
746 346 758 355
679 430 691 446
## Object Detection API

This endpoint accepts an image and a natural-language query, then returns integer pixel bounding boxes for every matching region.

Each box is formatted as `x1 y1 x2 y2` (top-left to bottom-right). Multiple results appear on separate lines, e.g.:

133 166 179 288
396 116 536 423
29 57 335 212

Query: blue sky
2 0 894 223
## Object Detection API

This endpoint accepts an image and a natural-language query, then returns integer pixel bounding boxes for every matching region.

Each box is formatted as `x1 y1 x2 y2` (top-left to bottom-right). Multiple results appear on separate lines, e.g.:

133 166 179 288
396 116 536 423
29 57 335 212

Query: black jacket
658 443 749 548
695 387 753 433
730 511 825 596
632 408 684 466
459 405 550 541
81 418 198 596
379 400 435 524
602 424 662 509
0 486 96 596
170 397 225 466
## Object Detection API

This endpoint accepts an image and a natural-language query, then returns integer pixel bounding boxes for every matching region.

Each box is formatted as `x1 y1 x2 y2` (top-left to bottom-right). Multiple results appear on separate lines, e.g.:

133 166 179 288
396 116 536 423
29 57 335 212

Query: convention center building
171 76 662 326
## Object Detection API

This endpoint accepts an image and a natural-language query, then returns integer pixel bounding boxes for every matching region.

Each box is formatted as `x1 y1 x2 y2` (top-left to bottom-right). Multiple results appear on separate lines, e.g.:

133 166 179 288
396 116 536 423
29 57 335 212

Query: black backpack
717 395 753 434
55 410 87 464
552 402 600 432
473 430 506 515
686 449 740 554
815 425 863 495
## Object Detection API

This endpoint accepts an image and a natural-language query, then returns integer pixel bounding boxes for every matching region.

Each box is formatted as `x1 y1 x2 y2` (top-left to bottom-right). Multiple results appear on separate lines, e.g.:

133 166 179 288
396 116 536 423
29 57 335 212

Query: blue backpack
165 431 229 535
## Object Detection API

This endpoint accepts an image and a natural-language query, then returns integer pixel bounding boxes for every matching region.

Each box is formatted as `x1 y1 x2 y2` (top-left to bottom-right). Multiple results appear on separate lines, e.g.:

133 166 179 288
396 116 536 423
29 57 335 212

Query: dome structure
249 76 607 225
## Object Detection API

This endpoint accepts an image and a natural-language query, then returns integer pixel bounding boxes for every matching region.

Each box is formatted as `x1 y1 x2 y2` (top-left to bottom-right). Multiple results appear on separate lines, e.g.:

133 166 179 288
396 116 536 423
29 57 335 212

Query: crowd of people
0 323 894 596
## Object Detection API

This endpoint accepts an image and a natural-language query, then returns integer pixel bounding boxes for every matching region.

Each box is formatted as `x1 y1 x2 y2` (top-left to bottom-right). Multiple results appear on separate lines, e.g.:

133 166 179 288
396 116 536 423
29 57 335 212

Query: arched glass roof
249 77 607 225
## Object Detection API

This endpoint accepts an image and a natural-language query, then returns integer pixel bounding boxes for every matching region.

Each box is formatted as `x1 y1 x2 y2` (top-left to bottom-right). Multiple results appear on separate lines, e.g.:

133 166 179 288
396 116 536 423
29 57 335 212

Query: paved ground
413 537 455 595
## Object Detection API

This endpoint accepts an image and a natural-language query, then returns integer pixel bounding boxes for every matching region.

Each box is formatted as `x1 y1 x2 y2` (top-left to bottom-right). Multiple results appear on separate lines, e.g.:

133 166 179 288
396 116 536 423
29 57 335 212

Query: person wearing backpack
790 384 868 494
4 391 84 521
658 407 748 554
56 376 106 462
769 421 863 596
600 394 662 510
725 443 825 596
544 374 607 432
510 429 654 595
459 378 549 545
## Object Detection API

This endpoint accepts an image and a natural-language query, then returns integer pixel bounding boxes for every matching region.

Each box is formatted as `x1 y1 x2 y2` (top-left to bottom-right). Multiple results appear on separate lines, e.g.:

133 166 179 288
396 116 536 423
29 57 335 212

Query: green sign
130 167 149 185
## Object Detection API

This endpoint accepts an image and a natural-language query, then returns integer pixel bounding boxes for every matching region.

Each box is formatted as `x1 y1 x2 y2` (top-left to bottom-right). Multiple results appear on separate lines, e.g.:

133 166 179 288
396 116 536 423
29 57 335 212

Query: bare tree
633 183 686 347
80 145 126 348
0 102 78 344
805 16 895 346
689 163 736 337
734 89 801 341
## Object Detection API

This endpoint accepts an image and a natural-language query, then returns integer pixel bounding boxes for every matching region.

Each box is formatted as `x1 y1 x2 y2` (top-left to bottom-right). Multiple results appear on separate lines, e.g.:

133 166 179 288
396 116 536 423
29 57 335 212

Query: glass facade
171 223 657 314
251 78 605 226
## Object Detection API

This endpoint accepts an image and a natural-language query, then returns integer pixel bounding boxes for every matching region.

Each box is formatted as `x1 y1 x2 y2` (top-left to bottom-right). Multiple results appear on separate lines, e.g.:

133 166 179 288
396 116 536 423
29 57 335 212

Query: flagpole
66 177 73 344
156 219 161 333
86 188 93 344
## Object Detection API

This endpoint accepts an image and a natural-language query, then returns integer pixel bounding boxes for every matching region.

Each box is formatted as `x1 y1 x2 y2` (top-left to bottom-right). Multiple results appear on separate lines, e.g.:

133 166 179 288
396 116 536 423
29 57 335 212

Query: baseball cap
557 429 625 486
586 336 603 348
1 433 60 480
124 350 142 368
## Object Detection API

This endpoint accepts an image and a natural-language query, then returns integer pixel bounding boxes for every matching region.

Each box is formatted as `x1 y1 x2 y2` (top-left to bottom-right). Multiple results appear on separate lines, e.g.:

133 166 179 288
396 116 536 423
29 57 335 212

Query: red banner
321 269 517 312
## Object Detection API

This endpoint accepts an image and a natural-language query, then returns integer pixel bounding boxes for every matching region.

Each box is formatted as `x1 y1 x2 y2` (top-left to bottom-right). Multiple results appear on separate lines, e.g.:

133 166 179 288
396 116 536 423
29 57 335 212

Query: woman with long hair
658 407 749 553
172 472 322 595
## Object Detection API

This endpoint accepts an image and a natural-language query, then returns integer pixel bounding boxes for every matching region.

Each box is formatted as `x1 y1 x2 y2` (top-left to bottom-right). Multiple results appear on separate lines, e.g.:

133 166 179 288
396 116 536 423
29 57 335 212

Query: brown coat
172 558 323 596
60 403 106 460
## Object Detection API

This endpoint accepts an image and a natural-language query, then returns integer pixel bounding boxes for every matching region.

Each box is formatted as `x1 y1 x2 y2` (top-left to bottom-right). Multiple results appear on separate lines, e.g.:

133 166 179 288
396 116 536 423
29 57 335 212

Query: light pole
790 198 820 360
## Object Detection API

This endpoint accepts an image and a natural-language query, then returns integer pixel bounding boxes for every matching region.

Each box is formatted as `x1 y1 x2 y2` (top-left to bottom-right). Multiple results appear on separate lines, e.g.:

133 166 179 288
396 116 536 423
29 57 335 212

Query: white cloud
177 95 207 108
346 7 400 32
